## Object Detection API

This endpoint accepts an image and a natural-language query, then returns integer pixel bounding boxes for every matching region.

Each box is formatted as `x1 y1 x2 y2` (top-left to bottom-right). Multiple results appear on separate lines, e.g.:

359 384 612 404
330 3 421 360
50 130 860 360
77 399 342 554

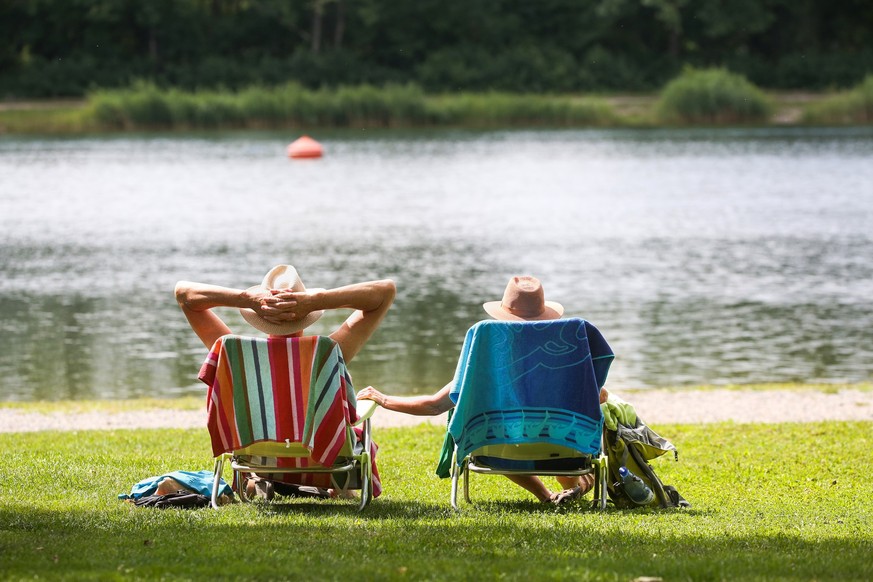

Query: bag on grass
134 491 210 509
118 469 231 501
602 394 689 509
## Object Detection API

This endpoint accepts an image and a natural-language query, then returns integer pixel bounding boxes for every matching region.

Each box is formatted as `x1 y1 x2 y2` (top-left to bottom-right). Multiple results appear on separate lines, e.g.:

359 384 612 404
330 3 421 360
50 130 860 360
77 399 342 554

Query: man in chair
176 264 395 500
357 275 609 505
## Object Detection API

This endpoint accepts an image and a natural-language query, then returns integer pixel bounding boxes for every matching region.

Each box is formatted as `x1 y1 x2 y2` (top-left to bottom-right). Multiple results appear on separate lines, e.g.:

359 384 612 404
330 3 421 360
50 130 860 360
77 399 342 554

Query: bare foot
550 474 595 505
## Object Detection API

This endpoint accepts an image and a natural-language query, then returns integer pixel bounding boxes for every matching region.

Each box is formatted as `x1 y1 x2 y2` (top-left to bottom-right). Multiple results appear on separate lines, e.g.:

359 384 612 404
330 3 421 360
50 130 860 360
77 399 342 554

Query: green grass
82 82 619 130
656 68 773 125
1 421 870 580
0 105 92 134
803 75 873 124
1 83 870 134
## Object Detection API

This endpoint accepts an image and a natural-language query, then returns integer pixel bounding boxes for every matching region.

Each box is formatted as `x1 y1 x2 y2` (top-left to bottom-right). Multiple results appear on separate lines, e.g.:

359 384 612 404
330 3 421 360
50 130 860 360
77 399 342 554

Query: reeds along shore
86 82 618 130
4 70 873 133
803 75 873 124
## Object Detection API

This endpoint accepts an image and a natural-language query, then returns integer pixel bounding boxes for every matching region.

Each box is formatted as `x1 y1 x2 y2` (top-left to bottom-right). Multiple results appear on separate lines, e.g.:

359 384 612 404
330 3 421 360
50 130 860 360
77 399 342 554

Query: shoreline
2 387 870 433
0 92 856 135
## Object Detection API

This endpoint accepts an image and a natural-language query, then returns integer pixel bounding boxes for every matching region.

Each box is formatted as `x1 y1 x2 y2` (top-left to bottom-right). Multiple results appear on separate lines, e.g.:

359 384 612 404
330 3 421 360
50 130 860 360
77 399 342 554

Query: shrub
803 75 873 124
656 68 772 124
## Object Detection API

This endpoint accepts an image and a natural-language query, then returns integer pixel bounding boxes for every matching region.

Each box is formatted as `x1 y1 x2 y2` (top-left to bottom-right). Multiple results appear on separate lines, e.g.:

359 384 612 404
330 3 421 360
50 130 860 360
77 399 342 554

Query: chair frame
450 436 608 510
211 401 377 511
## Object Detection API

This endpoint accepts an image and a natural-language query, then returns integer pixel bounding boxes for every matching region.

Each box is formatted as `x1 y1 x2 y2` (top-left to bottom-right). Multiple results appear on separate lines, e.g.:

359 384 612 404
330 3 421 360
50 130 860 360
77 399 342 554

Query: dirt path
1 388 869 433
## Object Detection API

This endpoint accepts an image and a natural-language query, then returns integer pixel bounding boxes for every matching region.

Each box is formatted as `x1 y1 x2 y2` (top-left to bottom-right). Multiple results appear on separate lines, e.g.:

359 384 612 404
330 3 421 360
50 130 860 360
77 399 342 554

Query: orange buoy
287 135 323 159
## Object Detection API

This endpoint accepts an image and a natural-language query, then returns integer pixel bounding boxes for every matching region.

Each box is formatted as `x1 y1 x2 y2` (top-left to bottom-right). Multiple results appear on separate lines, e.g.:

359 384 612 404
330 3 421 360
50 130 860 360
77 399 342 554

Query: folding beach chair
199 334 380 510
444 319 613 510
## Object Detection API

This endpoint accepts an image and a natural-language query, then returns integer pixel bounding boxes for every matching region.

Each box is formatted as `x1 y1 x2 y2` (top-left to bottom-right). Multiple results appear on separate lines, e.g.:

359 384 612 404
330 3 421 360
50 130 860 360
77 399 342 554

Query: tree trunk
334 0 345 49
311 1 323 54
669 30 679 58
149 27 158 61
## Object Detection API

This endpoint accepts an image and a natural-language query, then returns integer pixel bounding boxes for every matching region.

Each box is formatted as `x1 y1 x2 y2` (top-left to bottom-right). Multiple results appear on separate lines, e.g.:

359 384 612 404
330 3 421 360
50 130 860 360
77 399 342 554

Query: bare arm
357 382 454 416
174 281 274 349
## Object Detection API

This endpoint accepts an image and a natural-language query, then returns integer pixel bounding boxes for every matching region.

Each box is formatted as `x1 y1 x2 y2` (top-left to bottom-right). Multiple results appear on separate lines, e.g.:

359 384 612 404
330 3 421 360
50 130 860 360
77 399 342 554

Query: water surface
1 127 871 400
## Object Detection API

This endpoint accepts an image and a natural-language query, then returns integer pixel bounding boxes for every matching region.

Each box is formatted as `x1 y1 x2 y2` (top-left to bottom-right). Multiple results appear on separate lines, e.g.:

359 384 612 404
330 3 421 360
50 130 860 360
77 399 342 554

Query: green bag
603 419 690 509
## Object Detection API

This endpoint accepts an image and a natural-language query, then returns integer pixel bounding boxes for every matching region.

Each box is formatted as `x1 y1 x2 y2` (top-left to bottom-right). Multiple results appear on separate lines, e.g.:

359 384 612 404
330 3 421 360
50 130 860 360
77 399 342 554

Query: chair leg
355 417 372 511
211 455 225 509
462 459 471 504
358 452 371 511
591 456 607 510
450 446 460 510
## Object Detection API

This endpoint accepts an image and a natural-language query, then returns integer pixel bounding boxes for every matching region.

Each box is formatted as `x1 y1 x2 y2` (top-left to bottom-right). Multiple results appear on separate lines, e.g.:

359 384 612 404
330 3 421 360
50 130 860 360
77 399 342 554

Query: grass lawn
1 421 870 581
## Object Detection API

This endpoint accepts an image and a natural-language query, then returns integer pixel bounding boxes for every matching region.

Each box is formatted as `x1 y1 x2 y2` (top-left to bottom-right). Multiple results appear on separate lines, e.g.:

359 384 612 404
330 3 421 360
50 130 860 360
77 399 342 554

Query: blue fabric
447 318 613 465
118 470 231 500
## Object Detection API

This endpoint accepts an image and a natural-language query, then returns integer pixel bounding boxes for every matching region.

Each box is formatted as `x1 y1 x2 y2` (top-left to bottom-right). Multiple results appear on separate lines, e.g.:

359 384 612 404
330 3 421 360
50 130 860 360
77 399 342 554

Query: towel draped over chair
448 318 614 464
200 334 380 497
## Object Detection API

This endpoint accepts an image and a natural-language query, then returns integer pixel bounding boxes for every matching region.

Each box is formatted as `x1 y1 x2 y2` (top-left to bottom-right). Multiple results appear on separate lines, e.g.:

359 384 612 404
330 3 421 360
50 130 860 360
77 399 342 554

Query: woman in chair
175 265 395 500
357 275 607 505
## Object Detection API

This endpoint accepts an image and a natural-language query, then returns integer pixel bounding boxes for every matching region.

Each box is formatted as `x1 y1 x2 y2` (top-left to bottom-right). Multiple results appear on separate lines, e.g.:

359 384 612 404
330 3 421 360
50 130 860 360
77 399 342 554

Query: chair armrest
353 399 379 426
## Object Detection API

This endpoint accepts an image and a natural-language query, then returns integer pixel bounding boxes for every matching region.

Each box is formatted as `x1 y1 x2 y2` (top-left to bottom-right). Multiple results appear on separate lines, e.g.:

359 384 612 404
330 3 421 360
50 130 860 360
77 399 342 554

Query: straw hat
483 276 564 321
240 265 324 336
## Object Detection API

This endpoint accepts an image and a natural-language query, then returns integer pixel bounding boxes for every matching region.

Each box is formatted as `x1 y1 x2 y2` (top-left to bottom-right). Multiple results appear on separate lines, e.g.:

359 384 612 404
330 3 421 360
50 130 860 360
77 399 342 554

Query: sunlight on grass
1 422 871 580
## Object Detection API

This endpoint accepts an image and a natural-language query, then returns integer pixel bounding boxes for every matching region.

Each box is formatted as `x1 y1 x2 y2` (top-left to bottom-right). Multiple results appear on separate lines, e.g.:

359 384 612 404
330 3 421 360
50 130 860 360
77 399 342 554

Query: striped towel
199 334 357 467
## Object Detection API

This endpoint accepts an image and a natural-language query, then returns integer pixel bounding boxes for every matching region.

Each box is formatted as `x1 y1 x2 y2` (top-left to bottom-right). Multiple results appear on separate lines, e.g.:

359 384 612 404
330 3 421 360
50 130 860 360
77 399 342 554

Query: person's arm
267 279 396 362
174 281 275 348
356 382 454 416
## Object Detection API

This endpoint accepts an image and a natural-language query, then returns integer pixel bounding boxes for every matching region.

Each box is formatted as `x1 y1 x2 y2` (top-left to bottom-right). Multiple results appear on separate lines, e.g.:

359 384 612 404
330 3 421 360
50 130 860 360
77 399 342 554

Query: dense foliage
657 68 772 124
1 0 872 98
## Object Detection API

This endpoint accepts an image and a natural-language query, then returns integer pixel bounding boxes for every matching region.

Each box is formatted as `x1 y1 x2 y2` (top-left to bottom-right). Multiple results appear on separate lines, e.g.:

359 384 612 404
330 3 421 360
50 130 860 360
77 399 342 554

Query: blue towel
118 470 231 500
447 318 613 464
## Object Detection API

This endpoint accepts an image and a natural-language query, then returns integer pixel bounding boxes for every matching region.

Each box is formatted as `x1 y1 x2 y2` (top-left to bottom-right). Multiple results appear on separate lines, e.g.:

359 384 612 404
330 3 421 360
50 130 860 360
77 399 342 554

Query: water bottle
619 466 654 505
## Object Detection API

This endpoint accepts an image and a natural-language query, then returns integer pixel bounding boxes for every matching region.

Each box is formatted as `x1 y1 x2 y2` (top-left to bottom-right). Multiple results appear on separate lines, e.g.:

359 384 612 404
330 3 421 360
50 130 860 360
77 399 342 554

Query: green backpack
603 416 690 509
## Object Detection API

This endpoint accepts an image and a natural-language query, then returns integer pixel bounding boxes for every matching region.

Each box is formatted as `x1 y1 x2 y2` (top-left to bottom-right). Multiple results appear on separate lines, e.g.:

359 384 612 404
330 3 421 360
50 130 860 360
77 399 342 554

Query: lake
1 127 872 401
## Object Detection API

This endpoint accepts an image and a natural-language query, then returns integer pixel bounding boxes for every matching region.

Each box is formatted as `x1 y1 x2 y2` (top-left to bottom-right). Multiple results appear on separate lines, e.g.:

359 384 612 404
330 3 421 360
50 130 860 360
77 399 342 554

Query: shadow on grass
2 504 870 580
239 495 715 520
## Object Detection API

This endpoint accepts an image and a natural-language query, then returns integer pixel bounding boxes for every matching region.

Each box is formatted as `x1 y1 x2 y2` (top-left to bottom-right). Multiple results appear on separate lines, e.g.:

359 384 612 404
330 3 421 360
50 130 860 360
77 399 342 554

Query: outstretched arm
174 281 275 349
357 382 454 416
267 279 396 362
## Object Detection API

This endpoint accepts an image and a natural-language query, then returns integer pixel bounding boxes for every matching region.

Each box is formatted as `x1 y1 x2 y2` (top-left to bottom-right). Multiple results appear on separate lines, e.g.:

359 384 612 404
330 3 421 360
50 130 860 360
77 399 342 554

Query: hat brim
482 300 564 322
240 286 325 336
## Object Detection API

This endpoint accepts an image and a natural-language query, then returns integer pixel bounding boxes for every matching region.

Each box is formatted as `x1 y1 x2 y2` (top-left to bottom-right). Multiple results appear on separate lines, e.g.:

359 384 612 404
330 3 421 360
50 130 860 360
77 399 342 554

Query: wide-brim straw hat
240 265 324 336
483 276 564 321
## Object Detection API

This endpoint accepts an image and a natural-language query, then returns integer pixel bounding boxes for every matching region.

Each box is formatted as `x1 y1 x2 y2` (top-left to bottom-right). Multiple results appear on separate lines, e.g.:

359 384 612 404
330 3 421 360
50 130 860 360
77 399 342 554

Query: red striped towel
199 335 381 496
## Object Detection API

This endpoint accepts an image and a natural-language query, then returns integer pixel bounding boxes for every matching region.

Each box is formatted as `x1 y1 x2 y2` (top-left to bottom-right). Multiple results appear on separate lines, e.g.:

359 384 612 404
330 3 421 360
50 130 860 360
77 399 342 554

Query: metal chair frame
450 438 608 510
211 401 376 511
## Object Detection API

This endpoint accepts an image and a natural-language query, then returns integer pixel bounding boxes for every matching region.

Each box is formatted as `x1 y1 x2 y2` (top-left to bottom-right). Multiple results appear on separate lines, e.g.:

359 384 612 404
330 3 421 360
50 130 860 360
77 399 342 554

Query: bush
656 68 772 124
802 75 873 124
